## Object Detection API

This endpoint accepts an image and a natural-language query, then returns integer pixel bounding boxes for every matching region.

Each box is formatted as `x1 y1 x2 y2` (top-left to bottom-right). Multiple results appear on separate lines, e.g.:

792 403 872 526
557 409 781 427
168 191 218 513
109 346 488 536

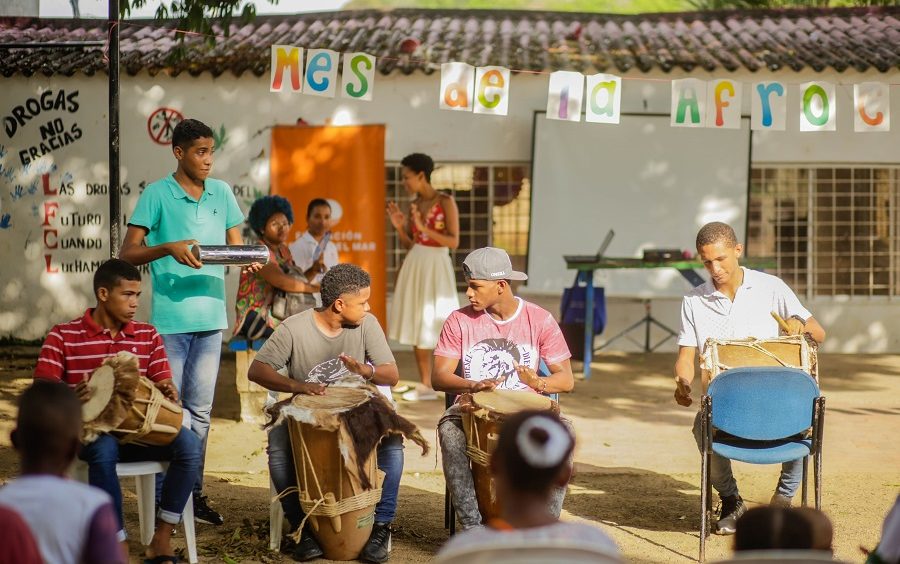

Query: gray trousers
438 404 567 530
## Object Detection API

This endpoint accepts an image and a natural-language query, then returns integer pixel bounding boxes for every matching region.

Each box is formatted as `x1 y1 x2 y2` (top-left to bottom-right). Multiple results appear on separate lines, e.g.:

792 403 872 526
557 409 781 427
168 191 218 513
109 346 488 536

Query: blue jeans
268 423 404 528
162 330 222 495
78 428 201 539
692 411 803 499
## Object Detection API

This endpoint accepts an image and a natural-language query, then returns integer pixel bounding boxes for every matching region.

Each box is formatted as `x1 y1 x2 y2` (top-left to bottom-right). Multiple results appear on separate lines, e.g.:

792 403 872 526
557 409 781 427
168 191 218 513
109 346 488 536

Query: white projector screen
527 113 751 297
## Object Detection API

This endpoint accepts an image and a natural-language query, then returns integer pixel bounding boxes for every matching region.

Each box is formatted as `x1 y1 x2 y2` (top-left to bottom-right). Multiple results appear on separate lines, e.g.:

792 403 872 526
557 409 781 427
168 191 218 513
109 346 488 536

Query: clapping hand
410 203 426 232
386 202 406 231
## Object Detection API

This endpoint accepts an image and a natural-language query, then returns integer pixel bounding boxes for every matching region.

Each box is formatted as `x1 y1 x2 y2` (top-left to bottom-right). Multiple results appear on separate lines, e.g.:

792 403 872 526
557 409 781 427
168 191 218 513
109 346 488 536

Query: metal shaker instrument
190 244 269 265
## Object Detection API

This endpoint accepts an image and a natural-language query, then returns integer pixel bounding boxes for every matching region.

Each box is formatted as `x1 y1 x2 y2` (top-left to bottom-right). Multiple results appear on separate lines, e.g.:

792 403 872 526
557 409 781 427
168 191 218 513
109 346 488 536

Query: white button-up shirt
288 231 339 285
677 267 812 357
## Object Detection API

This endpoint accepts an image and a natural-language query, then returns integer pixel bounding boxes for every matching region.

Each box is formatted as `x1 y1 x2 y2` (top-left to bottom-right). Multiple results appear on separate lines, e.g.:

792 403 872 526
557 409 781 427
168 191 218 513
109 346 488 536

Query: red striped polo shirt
34 309 171 385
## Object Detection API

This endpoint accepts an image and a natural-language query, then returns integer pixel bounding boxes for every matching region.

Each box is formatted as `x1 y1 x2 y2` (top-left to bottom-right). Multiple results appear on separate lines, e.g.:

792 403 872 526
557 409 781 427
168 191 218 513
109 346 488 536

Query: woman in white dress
386 153 460 401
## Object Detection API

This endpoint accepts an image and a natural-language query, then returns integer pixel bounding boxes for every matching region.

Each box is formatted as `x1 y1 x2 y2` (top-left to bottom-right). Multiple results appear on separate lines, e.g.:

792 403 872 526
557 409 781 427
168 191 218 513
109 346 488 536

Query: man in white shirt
673 222 826 535
289 198 339 286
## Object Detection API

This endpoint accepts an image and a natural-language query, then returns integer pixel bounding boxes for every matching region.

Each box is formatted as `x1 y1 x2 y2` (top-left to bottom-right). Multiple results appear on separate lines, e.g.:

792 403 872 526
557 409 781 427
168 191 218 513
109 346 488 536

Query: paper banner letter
547 71 585 122
707 79 742 129
854 82 890 132
585 73 622 124
473 66 510 116
342 52 376 101
304 49 339 98
440 62 475 111
671 79 707 128
800 82 836 132
751 82 786 131
270 45 303 93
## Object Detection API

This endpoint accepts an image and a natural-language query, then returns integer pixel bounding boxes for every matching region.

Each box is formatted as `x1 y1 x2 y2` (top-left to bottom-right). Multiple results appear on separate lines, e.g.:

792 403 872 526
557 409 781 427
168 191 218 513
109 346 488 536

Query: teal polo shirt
128 174 244 335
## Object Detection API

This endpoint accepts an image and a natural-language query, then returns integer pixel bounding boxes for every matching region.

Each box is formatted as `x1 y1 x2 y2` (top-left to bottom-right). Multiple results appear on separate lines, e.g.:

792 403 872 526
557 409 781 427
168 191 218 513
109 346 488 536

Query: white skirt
389 244 460 349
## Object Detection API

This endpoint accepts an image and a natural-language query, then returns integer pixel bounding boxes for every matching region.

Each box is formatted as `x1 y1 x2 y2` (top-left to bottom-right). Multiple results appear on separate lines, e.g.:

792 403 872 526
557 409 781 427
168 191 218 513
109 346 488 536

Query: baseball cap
462 247 528 281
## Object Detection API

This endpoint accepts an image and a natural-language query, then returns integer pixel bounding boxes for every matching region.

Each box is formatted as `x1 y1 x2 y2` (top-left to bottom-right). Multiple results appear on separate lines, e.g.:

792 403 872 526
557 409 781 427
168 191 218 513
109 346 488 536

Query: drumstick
771 311 792 334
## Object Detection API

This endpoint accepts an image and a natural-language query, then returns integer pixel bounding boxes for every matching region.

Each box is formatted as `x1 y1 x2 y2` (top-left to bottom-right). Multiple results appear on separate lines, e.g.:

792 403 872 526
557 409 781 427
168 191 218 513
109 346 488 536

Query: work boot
291 527 324 562
770 493 793 507
359 522 392 563
716 494 746 535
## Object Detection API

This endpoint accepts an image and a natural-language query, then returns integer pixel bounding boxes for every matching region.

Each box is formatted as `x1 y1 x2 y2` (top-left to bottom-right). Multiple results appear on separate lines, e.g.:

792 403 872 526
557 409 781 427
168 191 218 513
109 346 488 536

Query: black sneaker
292 528 324 562
359 522 392 563
193 495 224 526
715 494 746 535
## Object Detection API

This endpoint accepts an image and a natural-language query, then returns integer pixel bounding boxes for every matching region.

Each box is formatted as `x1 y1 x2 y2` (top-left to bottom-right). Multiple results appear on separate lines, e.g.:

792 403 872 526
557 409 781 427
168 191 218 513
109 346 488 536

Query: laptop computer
563 229 615 264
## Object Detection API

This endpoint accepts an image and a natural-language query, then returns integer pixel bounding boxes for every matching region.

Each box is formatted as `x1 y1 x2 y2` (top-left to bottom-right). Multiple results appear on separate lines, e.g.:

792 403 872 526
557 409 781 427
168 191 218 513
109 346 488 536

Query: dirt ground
1 347 898 563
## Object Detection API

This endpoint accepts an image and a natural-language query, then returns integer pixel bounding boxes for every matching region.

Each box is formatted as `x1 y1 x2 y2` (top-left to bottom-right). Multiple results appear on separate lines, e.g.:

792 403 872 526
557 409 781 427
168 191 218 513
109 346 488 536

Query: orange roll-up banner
270 125 387 327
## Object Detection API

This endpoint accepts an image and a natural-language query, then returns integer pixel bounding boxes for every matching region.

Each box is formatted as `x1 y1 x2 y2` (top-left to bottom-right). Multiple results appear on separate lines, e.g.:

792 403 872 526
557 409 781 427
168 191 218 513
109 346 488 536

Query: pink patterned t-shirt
434 298 571 391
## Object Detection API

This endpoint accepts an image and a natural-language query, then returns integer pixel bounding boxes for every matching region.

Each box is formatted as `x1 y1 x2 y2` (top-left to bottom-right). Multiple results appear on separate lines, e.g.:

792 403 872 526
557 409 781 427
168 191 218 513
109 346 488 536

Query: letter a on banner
547 71 585 122
342 52 376 101
304 49 339 98
473 66 511 116
270 45 303 93
800 82 836 132
706 79 742 129
671 79 707 127
440 62 475 111
585 73 622 124
751 82 787 131
854 82 890 132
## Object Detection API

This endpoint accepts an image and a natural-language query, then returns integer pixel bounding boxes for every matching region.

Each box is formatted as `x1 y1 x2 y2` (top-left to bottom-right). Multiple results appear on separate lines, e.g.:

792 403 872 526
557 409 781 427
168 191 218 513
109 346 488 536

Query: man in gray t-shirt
248 264 401 563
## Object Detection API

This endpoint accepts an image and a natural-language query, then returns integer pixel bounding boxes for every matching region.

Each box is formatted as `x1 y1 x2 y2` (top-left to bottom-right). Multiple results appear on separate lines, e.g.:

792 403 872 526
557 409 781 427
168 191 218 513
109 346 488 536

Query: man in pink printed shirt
432 247 575 530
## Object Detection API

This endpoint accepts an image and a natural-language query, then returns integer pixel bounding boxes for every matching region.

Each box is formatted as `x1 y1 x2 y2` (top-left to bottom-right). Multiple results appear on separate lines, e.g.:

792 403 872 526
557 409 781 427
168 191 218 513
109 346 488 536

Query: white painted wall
1 68 899 351
2 0 39 17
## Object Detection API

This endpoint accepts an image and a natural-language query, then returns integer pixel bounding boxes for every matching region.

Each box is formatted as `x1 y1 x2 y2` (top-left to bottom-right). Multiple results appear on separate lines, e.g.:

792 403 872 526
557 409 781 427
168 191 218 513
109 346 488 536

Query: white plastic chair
73 460 198 564
269 479 288 551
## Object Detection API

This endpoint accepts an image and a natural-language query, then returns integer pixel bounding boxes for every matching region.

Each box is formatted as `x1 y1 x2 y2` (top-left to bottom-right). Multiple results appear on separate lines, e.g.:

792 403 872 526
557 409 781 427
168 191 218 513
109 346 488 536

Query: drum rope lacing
708 338 810 374
464 411 492 467
117 389 165 445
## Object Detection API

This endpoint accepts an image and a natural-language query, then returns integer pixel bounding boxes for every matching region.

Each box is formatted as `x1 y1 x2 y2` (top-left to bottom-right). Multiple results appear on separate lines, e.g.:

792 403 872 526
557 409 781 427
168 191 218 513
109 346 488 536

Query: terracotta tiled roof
1 7 898 78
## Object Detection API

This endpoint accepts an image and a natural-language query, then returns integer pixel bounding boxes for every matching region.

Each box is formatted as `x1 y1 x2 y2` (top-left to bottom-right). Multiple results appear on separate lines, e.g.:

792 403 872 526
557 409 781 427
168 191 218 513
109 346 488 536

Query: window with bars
385 163 531 292
747 166 900 298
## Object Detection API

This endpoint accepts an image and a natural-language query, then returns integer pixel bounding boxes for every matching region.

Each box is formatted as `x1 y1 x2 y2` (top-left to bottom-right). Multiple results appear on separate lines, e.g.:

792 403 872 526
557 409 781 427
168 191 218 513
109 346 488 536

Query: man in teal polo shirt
120 118 253 525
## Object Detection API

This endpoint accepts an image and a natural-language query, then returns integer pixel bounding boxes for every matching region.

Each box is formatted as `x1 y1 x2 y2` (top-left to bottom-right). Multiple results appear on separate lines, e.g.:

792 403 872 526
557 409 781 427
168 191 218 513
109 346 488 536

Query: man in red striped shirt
34 259 200 564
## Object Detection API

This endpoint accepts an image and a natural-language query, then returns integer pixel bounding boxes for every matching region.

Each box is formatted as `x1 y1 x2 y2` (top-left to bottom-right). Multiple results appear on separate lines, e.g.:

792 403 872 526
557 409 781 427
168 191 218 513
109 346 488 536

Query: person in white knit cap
436 410 619 561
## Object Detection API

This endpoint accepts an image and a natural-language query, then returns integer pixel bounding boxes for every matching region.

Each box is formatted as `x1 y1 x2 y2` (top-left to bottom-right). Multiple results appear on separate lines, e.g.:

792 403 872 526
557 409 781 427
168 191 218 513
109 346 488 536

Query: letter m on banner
271 45 303 93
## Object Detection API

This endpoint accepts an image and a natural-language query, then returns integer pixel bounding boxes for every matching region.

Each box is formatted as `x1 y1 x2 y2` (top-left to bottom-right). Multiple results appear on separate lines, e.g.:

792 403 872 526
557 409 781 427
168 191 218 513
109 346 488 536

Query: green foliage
120 0 273 47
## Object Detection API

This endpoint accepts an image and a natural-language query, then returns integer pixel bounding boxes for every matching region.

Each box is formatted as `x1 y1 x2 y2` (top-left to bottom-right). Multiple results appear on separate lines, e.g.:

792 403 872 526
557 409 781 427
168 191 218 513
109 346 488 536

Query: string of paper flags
269 45 892 133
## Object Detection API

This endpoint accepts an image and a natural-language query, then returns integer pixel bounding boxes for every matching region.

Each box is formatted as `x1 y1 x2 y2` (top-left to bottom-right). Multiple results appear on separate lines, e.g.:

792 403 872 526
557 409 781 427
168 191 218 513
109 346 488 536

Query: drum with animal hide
462 389 556 523
81 351 183 446
702 335 818 393
270 380 428 560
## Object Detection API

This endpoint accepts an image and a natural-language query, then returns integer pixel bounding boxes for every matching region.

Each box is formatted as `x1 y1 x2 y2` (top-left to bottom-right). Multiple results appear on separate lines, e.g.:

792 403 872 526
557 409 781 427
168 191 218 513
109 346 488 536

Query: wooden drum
82 351 182 446
462 389 555 522
285 387 384 561
702 335 818 391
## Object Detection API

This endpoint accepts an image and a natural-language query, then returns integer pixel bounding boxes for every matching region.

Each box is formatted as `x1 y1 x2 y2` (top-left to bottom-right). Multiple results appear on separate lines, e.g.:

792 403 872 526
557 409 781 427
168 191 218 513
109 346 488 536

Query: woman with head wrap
234 195 318 340
436 410 620 561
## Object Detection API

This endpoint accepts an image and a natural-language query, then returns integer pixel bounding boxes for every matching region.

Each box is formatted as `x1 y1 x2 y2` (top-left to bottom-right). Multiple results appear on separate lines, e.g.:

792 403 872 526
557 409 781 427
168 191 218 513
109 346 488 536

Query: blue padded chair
444 360 558 535
698 366 826 562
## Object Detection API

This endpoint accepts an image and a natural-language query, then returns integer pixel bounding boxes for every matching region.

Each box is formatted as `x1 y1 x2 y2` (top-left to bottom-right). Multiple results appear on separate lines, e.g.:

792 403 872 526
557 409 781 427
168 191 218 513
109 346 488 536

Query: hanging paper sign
671 79 707 127
270 45 303 93
547 71 585 122
304 49 339 98
584 73 622 124
751 82 787 131
854 82 890 133
440 62 476 111
706 79 742 129
341 52 376 101
473 66 511 116
800 82 836 132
